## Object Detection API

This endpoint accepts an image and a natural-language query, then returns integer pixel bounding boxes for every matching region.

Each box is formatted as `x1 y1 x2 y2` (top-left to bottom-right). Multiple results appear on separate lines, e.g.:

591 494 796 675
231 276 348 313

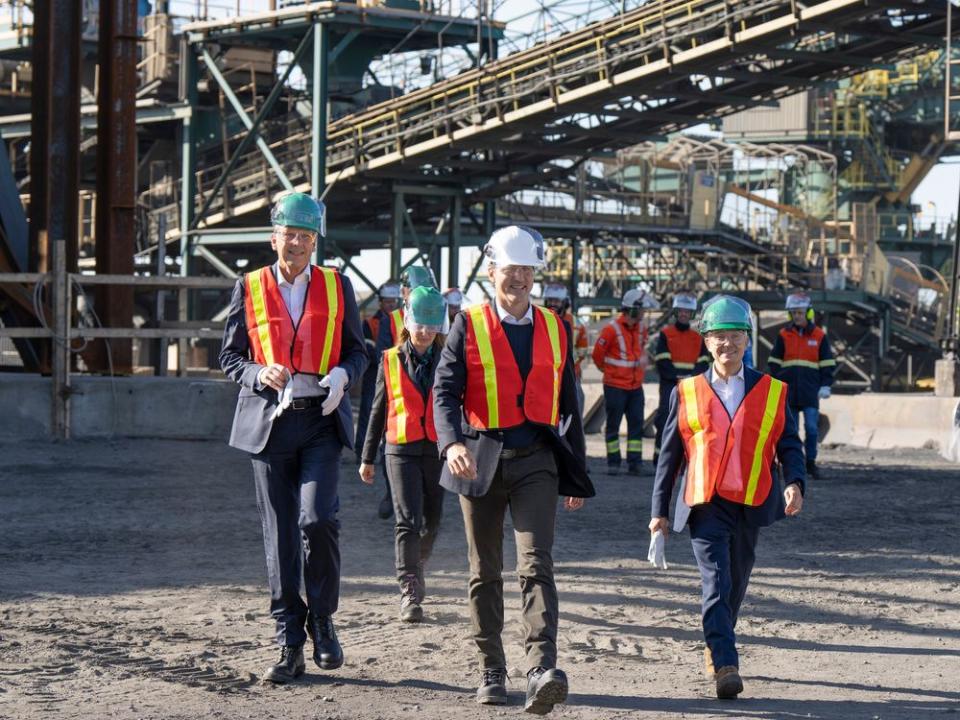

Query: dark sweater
486 322 547 450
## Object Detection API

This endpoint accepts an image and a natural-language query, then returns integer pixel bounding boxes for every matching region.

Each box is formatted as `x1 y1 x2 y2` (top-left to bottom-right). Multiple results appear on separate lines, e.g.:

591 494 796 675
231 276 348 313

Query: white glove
818 386 831 400
558 414 573 437
647 529 668 570
318 367 349 416
268 369 294 421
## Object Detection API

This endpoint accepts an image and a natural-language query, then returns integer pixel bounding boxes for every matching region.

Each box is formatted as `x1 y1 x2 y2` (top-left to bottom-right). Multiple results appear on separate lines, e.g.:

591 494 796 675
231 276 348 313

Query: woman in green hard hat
359 285 449 623
648 294 805 700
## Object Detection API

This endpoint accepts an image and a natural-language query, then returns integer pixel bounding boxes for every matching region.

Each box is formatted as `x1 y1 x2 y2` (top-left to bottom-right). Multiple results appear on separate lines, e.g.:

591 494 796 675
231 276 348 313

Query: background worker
592 288 650 475
355 281 401 460
443 286 464 324
767 292 836 480
219 192 368 684
652 292 710 464
433 225 594 715
373 265 439 518
649 295 805 700
359 286 449 624
542 282 589 412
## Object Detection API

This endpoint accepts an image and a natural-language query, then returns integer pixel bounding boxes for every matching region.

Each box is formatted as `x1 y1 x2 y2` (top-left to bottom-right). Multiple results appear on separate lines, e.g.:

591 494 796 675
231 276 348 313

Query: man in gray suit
433 225 594 715
219 192 368 684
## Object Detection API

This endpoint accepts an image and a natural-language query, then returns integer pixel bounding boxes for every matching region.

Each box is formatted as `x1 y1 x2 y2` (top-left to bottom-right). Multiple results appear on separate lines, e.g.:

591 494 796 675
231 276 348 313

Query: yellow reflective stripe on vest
819 358 837 367
744 379 784 505
653 351 672 361
680 378 707 505
318 267 339 375
386 347 407 444
537 307 563 425
390 309 403 342
468 306 499 428
248 270 275 366
781 359 819 370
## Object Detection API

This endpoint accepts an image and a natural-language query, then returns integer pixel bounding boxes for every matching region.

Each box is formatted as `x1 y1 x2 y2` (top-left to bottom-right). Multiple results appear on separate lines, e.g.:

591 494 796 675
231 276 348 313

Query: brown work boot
703 646 715 678
715 665 743 699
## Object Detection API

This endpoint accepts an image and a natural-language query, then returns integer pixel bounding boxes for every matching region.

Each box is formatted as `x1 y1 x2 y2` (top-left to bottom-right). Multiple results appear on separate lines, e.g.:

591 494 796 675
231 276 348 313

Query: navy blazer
432 305 595 499
650 365 805 531
218 267 369 454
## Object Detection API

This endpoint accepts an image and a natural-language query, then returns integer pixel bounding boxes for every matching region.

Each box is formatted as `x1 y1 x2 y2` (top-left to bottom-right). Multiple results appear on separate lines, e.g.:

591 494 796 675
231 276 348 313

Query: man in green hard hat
372 264 440 519
648 294 805 700
219 191 368 684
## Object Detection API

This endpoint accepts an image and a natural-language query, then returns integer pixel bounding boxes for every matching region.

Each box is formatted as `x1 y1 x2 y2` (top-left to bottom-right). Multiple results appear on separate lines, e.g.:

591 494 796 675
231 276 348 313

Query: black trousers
251 407 342 648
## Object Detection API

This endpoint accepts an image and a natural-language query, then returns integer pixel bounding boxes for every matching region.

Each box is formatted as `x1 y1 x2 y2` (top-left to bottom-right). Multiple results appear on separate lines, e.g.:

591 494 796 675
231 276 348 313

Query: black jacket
218 268 368 453
432 305 595 499
650 366 805 530
362 340 441 463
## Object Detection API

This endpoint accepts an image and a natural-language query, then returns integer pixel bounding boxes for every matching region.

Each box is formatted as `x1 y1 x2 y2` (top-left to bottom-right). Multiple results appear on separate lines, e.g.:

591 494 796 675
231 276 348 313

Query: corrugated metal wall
722 91 810 140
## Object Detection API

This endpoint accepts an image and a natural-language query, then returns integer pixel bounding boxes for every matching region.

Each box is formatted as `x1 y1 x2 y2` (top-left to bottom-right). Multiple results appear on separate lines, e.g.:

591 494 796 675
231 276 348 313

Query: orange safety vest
383 346 437 444
779 325 826 370
244 265 344 375
463 303 567 430
661 325 706 371
388 308 404 346
366 315 381 343
564 311 589 378
677 373 786 508
598 316 647 389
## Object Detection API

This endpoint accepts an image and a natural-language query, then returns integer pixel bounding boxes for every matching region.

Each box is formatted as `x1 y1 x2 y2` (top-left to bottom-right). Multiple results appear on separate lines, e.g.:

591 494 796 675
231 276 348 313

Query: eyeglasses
274 228 317 244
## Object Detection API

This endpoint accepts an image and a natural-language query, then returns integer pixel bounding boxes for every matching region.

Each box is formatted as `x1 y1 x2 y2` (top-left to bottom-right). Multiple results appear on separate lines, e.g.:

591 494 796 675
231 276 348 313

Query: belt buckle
290 398 308 410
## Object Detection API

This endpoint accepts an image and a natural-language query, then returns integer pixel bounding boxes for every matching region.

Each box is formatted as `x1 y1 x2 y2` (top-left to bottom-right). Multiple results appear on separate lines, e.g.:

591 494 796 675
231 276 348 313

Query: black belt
499 441 548 460
289 396 325 410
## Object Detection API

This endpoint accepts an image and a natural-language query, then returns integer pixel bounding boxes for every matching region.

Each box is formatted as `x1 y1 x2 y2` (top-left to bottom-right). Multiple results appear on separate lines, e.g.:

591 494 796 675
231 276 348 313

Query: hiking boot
703 646 715 678
399 573 424 623
806 460 821 480
476 667 508 705
263 645 305 684
308 614 344 670
715 665 743 699
524 667 568 715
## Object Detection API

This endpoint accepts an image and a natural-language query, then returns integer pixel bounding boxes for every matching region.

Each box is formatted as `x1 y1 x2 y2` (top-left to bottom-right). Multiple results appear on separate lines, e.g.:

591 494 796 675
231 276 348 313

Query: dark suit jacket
218 267 368 454
650 365 805 530
432 305 595 499
361 340 442 463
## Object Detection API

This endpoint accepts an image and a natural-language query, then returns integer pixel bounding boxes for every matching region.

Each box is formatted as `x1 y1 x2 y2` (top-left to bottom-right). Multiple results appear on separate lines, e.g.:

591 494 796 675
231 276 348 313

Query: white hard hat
672 292 698 311
542 283 569 301
442 287 463 306
785 292 812 310
483 225 545 269
622 288 648 309
379 282 401 300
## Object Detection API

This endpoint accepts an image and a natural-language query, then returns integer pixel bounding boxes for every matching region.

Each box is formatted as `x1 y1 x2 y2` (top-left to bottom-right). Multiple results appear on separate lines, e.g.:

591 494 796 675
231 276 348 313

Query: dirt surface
1 437 959 720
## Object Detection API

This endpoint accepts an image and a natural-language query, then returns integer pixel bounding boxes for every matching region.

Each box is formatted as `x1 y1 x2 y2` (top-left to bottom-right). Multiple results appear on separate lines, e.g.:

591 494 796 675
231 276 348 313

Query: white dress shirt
710 363 745 418
496 301 534 326
274 263 323 398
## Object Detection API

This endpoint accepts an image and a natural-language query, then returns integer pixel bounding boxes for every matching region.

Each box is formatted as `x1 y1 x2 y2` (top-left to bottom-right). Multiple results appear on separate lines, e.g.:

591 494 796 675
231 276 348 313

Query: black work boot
476 667 508 705
524 667 568 715
263 645 305 684
308 614 344 670
806 459 821 480
399 573 423 623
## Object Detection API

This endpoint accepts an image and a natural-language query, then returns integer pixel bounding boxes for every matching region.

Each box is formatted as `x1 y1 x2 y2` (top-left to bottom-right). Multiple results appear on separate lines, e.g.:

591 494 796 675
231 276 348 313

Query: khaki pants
459 447 559 670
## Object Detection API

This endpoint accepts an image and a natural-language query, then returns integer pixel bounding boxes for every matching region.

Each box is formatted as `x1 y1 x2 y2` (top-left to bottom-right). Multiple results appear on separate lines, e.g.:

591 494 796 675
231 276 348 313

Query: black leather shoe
524 667 568 715
806 460 821 480
308 615 344 670
263 645 305 684
476 667 508 705
378 493 393 519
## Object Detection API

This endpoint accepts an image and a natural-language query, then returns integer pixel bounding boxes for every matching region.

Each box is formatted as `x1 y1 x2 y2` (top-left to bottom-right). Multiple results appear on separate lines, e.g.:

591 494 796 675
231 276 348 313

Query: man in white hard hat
652 292 710 464
767 292 836 480
592 288 651 475
542 282 590 412
355 281 402 460
433 225 594 714
443 287 464 324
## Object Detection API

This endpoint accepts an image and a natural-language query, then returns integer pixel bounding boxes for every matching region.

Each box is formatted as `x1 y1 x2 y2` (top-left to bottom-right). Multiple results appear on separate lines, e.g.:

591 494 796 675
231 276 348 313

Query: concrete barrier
0 374 236 441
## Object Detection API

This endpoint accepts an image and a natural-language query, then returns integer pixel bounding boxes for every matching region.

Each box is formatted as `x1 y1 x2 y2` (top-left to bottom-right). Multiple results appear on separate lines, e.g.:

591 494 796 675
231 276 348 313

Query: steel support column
312 21 329 265
28 0 50 273
93 0 138 373
391 192 405 280
570 235 580 315
448 194 461 289
178 39 198 375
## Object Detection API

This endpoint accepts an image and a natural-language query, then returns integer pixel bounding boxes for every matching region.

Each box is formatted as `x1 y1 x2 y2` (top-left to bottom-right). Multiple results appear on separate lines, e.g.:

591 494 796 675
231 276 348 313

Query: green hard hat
699 295 753 333
401 265 437 290
270 192 327 236
406 286 447 330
